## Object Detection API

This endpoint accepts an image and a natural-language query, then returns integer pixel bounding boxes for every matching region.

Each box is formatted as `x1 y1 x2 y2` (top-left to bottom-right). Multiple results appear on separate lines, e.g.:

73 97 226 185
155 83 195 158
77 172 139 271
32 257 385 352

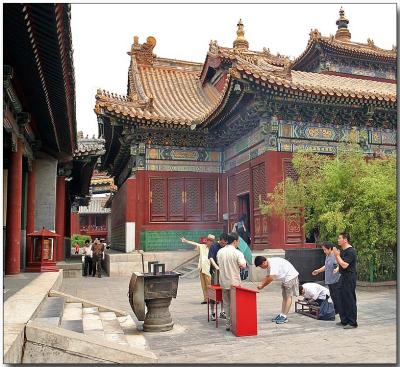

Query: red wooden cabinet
230 285 259 337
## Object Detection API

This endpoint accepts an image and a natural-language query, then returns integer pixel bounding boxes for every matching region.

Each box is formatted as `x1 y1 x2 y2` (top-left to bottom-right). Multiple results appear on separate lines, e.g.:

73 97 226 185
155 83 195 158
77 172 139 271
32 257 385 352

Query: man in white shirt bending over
217 232 247 331
255 256 299 324
299 283 330 306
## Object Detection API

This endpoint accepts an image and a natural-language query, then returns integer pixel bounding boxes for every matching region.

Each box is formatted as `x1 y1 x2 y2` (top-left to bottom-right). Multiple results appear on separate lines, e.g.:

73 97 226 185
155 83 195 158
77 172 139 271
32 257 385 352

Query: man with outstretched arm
255 256 299 324
181 235 213 304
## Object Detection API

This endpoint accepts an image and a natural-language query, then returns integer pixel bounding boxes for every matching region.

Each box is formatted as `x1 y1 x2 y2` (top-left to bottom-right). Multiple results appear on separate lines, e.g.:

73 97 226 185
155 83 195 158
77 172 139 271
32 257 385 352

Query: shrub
71 234 91 248
261 142 396 281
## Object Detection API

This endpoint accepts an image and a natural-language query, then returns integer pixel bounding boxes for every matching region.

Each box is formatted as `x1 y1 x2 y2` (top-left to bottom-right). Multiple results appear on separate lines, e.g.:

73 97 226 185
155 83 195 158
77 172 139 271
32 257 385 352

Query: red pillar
26 161 36 265
5 139 23 275
135 171 145 250
55 175 66 261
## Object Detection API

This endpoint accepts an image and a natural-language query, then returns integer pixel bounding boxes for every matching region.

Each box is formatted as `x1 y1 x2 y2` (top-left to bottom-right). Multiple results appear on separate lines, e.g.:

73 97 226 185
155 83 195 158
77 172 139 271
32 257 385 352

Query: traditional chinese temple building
70 137 113 242
95 9 396 253
3 4 100 273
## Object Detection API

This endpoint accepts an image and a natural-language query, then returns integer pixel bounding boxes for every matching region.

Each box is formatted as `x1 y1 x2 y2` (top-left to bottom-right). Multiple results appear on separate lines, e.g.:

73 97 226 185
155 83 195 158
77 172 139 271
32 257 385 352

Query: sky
70 3 397 137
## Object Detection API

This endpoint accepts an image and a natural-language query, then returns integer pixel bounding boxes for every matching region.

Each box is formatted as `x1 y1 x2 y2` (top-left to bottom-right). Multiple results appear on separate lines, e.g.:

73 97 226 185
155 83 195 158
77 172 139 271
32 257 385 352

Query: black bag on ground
318 298 335 321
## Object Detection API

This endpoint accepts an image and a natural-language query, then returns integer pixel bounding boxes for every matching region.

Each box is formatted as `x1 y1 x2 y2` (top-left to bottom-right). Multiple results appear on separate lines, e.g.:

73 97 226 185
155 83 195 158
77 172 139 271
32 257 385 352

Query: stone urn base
143 297 174 332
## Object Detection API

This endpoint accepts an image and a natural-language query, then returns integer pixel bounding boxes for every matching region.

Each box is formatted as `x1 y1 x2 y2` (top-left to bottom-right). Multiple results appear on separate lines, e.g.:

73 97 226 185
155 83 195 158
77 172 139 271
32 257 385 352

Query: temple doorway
238 193 251 243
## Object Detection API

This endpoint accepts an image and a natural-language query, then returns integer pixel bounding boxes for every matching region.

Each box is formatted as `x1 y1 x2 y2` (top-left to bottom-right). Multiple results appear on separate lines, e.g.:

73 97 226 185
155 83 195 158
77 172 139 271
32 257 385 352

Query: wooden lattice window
185 179 202 222
236 169 250 195
202 179 218 222
150 178 167 221
252 163 266 209
283 159 299 181
228 175 237 215
168 178 184 221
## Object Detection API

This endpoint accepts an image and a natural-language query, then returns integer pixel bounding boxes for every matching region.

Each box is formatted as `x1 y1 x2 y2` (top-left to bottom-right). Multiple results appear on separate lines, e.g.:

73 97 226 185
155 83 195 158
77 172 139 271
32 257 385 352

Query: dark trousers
92 254 102 277
83 256 93 276
328 282 341 315
338 274 358 326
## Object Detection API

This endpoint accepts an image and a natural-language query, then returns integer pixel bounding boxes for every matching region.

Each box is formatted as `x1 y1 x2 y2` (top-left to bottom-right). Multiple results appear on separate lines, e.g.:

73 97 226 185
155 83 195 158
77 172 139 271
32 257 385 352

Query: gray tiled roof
79 196 111 214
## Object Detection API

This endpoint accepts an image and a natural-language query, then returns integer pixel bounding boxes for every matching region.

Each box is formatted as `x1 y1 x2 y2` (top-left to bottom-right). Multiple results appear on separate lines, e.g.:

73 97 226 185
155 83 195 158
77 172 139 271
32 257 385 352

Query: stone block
60 320 84 333
83 313 100 320
25 321 157 363
83 318 103 331
35 317 60 326
99 312 117 320
62 307 82 321
102 319 124 334
22 342 106 364
104 333 128 345
49 290 127 317
3 323 25 363
65 302 82 308
83 307 99 314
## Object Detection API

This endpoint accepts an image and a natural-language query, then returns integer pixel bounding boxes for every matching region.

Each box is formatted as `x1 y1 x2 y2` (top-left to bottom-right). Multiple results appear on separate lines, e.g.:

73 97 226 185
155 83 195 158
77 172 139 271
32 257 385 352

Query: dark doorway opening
238 193 251 243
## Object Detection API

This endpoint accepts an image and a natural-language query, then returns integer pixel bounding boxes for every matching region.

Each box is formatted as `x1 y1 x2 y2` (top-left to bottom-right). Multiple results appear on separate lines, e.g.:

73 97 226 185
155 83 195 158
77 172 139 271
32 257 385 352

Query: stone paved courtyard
60 276 397 364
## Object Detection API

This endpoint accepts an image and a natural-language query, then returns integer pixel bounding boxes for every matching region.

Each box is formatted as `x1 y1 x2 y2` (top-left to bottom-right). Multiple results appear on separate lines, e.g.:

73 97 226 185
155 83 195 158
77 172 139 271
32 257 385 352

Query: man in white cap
181 234 215 304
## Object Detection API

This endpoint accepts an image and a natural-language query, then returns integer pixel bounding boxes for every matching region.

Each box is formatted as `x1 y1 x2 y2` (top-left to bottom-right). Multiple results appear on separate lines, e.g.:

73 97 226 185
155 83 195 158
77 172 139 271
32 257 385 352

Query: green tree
261 143 396 281
71 234 91 248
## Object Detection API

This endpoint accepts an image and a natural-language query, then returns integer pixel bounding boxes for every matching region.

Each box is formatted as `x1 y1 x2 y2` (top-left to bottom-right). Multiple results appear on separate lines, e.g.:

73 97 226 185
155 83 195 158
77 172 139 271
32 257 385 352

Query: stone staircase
25 294 155 363
173 255 199 279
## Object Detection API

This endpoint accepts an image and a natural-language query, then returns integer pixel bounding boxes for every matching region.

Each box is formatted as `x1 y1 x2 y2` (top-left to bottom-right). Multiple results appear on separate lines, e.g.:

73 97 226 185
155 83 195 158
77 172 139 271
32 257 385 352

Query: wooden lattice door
252 163 268 245
185 178 202 222
150 178 167 222
228 175 238 231
202 178 218 222
283 159 303 244
168 178 185 221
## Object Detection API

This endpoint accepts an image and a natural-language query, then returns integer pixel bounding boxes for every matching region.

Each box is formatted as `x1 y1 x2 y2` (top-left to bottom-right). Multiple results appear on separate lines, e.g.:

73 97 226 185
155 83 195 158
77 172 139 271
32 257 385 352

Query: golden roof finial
335 7 351 41
233 19 249 50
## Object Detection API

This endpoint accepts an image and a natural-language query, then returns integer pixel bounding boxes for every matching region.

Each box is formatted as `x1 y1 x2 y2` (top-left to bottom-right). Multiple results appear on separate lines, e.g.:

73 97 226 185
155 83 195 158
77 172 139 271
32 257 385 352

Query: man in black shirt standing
332 232 358 329
208 233 228 321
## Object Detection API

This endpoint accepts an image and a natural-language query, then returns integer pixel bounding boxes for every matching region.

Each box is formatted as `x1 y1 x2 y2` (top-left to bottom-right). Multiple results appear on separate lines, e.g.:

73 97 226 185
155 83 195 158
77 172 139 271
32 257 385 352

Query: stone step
54 298 148 351
34 296 65 326
82 307 129 346
117 315 148 350
60 302 83 333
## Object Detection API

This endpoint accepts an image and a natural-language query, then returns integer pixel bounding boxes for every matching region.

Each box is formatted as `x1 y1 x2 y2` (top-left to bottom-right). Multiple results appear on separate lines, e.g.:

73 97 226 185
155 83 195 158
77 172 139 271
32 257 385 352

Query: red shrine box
26 227 59 272
230 285 259 337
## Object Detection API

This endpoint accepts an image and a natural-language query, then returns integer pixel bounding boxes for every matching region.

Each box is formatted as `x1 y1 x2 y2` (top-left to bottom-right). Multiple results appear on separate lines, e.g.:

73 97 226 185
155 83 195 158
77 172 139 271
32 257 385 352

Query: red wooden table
207 285 223 328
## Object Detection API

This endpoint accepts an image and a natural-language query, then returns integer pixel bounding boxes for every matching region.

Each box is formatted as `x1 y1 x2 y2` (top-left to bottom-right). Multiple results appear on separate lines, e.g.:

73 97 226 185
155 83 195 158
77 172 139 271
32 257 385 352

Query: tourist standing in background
333 232 358 329
82 240 93 276
91 239 105 278
312 241 341 314
208 233 228 320
217 232 246 331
